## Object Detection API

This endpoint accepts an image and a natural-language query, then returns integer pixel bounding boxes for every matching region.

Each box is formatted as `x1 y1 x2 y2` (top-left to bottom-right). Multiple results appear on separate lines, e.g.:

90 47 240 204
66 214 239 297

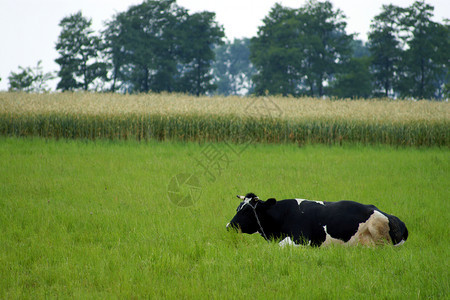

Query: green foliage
35 0 447 98
55 11 108 91
331 57 373 99
0 138 448 298
251 1 352 97
368 4 404 98
250 4 300 96
6 0 446 98
8 61 53 93
350 39 371 58
103 0 184 93
103 0 224 94
213 38 256 96
331 40 372 98
397 1 449 99
368 1 449 99
176 11 225 96
8 68 33 92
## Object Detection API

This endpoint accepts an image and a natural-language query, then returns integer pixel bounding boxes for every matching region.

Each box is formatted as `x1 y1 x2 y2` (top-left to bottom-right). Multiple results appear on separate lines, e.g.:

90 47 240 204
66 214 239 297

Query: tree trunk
196 60 201 96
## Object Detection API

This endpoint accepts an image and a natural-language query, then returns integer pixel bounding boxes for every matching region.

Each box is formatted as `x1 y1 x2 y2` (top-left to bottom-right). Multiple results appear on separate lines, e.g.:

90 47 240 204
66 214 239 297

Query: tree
250 4 299 96
177 11 225 95
103 0 223 94
250 0 352 97
299 0 353 97
102 16 126 92
8 60 54 92
368 4 404 98
351 39 370 58
8 68 33 92
213 38 256 96
55 11 107 91
104 0 186 93
331 40 373 99
397 1 449 99
331 57 373 98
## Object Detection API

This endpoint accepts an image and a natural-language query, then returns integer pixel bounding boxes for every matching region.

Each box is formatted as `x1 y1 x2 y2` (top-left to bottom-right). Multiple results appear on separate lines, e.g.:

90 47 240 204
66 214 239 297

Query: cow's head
226 193 276 234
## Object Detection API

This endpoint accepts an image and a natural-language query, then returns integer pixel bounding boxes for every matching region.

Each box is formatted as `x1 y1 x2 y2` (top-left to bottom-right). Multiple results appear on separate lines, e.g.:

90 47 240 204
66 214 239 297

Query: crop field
0 138 448 298
1 92 449 146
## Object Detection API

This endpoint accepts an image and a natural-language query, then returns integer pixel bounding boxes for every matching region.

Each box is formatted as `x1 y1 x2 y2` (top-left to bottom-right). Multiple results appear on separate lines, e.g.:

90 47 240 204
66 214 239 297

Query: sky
0 0 448 91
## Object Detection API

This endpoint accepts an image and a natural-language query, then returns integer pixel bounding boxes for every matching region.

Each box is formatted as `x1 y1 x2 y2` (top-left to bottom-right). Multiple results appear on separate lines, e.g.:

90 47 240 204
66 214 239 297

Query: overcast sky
0 0 448 91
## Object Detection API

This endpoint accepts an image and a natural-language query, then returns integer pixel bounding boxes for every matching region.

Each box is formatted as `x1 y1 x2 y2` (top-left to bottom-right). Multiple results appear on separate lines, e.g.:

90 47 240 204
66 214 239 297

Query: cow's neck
258 205 286 240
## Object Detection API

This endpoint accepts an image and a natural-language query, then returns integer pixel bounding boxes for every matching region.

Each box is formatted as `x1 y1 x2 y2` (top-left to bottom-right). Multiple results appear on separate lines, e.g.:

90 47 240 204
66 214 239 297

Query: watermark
167 173 202 207
167 96 284 207
167 145 245 208
245 97 283 119
193 143 232 183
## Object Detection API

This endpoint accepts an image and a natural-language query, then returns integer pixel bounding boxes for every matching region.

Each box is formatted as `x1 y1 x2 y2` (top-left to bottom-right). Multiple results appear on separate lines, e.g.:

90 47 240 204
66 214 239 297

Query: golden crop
0 92 448 146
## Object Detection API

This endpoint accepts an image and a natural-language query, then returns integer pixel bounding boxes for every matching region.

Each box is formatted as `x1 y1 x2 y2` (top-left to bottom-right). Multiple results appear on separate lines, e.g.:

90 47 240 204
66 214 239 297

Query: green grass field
0 138 448 298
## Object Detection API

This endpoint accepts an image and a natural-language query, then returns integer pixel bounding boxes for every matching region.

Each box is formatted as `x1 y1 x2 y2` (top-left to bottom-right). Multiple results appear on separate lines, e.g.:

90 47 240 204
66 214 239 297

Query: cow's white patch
295 198 324 206
394 239 405 247
295 199 307 205
236 197 253 212
279 237 301 247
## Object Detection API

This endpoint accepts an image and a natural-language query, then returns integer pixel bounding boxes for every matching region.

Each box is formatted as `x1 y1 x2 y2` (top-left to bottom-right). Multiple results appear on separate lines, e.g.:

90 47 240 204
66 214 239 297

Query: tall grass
0 92 448 146
0 138 448 298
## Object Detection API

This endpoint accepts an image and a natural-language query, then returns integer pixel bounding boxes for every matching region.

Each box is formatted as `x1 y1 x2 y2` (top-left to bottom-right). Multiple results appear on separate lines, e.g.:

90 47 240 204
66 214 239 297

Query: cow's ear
265 198 276 206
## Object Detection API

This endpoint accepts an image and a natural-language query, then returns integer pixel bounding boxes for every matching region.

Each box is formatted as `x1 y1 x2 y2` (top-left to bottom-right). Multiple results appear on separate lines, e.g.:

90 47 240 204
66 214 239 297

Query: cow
226 193 408 247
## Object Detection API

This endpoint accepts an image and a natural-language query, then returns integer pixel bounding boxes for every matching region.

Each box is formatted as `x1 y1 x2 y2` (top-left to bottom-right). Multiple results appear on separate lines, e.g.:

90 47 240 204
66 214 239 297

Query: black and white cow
227 193 408 247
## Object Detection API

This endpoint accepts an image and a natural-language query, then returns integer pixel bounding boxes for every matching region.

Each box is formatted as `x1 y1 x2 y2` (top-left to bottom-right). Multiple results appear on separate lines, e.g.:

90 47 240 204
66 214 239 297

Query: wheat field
0 92 448 146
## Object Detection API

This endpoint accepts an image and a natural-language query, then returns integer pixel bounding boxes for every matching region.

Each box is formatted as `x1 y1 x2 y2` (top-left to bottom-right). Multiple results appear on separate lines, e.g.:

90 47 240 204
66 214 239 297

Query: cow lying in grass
226 193 408 247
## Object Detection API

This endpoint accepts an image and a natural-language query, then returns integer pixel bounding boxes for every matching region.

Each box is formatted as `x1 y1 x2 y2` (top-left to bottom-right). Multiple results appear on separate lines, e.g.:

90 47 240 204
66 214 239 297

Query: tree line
7 0 449 99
